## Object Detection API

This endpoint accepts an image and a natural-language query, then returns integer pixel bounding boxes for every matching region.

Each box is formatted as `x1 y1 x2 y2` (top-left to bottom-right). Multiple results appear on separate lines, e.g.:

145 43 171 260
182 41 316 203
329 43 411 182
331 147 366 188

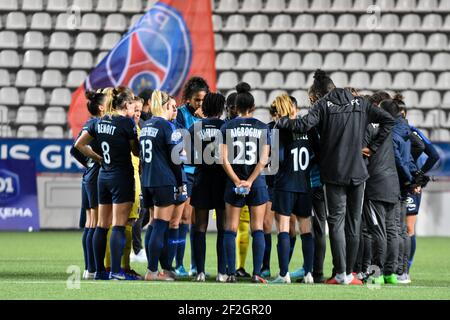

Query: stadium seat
96 51 108 65
22 50 44 69
250 33 272 51
413 72 436 90
15 70 37 88
217 72 238 90
242 72 262 88
216 0 239 13
291 90 309 107
47 51 70 69
49 88 72 107
73 0 93 11
309 0 331 12
216 52 236 70
297 33 319 50
41 70 63 88
43 107 66 125
400 14 421 32
104 14 127 32
361 33 383 51
422 14 442 30
241 0 262 12
335 14 357 31
214 34 223 51
366 53 388 71
330 72 348 88
383 33 404 51
284 72 306 89
80 14 102 31
43 126 65 139
315 14 335 31
395 0 416 11
293 15 315 31
279 52 301 70
49 32 71 50
401 91 420 108
376 0 396 10
55 13 72 30
0 125 13 137
75 33 97 51
128 14 143 29
352 0 372 11
252 90 267 107
274 34 296 51
256 52 279 70
16 106 38 125
379 14 400 32
0 31 18 49
224 15 246 32
253 108 270 123
0 69 10 86
100 33 121 50
119 0 141 12
442 92 450 109
234 52 258 70
430 53 450 71
406 109 424 127
342 52 365 71
212 15 222 31
436 72 450 90
318 33 340 51
392 72 415 90
271 15 292 31
322 53 344 71
419 91 441 109
24 88 46 106
409 53 431 71
386 53 409 71
417 0 439 11
17 125 38 138
0 0 18 11
6 12 27 30
144 0 158 11
285 0 309 12
0 50 20 68
404 33 427 50
30 13 52 30
23 31 44 49
263 0 285 13
247 15 269 31
301 53 322 71
71 52 94 70
422 110 444 128
0 87 19 105
96 0 117 12
0 105 8 123
339 33 361 51
349 72 370 90
261 72 284 89
356 14 375 32
47 0 67 12
446 15 450 31
431 129 450 141
225 33 248 51
427 33 448 50
66 70 87 88
370 72 392 90
331 0 352 11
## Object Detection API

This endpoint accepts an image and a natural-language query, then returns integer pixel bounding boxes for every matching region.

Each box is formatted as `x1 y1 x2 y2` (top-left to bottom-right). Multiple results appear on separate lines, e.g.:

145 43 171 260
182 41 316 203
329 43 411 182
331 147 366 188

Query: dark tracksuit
391 117 417 275
363 124 401 276
276 88 395 275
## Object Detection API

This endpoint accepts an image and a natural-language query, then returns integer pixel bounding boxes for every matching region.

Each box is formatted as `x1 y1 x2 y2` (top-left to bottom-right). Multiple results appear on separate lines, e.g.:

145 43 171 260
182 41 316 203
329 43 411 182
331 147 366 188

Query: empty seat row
3 70 86 89
12 106 67 126
0 124 66 139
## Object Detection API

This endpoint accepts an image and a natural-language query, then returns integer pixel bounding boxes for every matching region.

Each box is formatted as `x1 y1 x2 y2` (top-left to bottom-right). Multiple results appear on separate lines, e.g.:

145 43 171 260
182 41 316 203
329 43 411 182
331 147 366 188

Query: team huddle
72 70 439 285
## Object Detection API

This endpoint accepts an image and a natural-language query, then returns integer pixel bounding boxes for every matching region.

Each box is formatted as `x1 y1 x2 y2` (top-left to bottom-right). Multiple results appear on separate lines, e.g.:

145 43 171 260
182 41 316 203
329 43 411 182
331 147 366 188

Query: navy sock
408 234 416 271
190 225 197 270
176 223 188 268
144 224 153 264
193 230 206 273
86 228 96 273
262 233 272 271
252 230 265 276
148 219 169 272
110 226 126 274
92 227 108 273
167 228 179 269
159 228 170 270
289 235 296 263
216 229 226 275
82 228 89 270
224 230 237 276
277 232 290 277
301 233 315 274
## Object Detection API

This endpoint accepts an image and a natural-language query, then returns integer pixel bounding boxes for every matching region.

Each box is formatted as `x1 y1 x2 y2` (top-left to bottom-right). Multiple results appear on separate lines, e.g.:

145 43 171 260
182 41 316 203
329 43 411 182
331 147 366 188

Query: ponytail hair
101 87 115 115
369 91 391 106
85 90 105 116
112 88 133 112
270 94 295 118
151 90 170 117
309 69 335 98
235 82 255 114
393 92 406 106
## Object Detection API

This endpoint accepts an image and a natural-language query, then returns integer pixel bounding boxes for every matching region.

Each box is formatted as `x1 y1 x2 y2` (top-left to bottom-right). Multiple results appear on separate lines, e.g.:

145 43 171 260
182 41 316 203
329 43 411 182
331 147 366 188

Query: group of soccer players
72 70 438 285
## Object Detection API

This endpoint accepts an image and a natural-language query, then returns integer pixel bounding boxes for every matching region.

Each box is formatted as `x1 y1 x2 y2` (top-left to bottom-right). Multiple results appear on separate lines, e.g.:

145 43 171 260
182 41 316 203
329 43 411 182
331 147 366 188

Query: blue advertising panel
0 159 40 231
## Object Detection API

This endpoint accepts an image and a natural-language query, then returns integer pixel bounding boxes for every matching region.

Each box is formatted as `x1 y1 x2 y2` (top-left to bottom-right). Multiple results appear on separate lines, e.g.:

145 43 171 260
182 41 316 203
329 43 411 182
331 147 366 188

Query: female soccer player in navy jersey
189 92 227 282
220 82 271 284
75 90 139 281
140 90 188 281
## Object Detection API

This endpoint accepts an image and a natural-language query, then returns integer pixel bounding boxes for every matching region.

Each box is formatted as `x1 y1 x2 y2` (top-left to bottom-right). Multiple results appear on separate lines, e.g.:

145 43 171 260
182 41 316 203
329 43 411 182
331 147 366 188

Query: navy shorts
405 192 422 216
224 183 269 208
191 178 226 210
98 176 134 205
272 190 312 217
142 186 187 208
186 173 195 197
81 182 98 209
268 187 274 203
79 207 86 229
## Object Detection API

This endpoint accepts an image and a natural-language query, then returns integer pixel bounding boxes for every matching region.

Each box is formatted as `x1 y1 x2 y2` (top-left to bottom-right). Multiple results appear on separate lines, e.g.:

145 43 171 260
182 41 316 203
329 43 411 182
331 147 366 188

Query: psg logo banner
68 0 216 137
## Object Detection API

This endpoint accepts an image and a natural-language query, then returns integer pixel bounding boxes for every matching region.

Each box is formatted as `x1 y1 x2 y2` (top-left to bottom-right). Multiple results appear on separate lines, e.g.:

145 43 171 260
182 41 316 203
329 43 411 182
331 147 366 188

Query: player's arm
366 103 395 154
70 144 88 168
74 131 102 164
130 138 140 157
275 102 323 133
244 144 270 188
221 143 241 187
412 127 440 173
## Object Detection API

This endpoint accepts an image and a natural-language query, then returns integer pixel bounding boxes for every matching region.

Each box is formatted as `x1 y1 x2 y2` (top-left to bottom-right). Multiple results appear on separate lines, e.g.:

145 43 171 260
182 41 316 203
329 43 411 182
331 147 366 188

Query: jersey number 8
101 141 111 164
291 147 309 172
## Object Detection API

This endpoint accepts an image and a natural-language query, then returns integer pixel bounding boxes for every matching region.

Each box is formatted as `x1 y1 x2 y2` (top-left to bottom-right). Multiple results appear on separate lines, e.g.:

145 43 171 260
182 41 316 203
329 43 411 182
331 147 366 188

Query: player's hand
194 108 205 118
413 186 422 194
362 148 373 157
239 180 252 190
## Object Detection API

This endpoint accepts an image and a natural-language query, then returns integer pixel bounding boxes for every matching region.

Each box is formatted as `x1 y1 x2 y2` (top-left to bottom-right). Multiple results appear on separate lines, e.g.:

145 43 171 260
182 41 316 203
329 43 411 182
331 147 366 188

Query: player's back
82 117 102 183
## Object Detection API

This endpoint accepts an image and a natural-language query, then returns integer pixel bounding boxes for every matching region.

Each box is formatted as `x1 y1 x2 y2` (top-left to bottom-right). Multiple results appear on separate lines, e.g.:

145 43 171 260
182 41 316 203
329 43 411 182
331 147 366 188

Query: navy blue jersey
140 116 181 187
87 115 136 178
273 128 313 193
220 117 270 188
81 118 102 184
265 121 276 188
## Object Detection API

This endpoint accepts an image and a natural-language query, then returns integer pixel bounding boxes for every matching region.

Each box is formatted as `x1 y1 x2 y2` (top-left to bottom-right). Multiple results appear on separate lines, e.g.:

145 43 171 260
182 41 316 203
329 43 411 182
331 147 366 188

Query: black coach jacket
275 88 395 186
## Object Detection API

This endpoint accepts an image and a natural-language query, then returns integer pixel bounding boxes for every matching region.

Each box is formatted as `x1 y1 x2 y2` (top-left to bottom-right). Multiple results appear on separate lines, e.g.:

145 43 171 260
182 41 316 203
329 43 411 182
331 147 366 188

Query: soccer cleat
261 269 271 279
216 273 229 283
290 267 305 279
356 272 365 281
384 274 399 285
110 271 140 281
123 269 143 280
325 273 346 285
313 273 325 284
397 273 411 284
188 267 197 277
194 272 206 282
144 270 175 281
251 275 268 284
269 273 291 284
370 275 385 285
236 267 251 278
175 265 189 277
302 272 314 284
346 274 363 285
130 249 147 264
226 275 237 283
83 270 95 280
94 271 110 280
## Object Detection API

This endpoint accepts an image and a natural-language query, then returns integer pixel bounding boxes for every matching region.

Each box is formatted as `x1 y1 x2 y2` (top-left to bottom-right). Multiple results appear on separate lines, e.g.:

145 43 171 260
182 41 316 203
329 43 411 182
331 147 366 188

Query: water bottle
234 187 249 196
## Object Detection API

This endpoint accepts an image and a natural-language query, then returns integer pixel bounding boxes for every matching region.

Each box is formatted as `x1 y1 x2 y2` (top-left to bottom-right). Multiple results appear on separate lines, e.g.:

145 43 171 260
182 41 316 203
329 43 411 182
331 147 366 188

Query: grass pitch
0 231 449 300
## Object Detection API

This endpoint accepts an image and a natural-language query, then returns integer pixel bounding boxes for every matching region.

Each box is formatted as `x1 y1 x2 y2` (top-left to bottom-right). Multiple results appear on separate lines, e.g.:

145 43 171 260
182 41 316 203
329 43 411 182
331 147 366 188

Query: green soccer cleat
384 274 398 284
370 276 385 285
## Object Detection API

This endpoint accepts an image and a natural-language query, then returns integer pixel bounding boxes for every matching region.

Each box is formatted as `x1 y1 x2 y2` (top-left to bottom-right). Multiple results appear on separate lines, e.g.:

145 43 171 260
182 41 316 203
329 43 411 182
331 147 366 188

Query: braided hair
202 92 225 118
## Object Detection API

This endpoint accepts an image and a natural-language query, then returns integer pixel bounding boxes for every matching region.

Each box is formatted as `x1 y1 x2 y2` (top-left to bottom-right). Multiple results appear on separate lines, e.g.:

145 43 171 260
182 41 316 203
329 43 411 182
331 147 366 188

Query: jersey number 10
291 147 309 172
